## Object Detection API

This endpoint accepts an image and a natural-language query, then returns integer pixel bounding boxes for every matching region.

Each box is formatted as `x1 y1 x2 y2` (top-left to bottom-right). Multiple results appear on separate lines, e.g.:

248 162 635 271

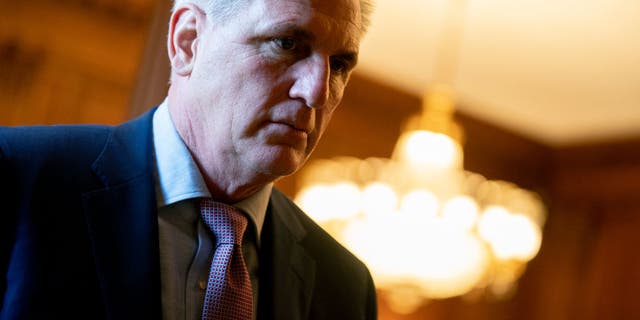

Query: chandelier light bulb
295 184 334 222
360 182 398 216
401 130 462 170
478 206 542 261
400 189 440 219
441 195 480 231
295 182 361 222
505 214 542 260
412 223 489 299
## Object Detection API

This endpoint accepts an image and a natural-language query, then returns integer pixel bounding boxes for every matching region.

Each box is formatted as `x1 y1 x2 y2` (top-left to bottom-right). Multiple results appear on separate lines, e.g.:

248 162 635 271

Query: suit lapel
261 189 316 320
82 109 162 319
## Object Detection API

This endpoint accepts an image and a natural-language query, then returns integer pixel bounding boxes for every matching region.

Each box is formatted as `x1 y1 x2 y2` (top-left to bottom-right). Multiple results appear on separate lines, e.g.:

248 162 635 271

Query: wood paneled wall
540 138 640 320
0 0 152 126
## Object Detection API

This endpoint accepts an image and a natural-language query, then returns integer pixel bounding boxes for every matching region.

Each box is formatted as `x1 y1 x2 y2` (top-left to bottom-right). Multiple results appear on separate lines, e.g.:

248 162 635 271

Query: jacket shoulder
272 188 368 273
269 188 378 318
0 108 156 176
0 124 111 167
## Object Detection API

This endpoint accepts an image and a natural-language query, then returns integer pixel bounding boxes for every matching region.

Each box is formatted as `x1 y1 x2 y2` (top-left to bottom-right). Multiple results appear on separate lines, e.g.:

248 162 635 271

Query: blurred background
2 0 639 319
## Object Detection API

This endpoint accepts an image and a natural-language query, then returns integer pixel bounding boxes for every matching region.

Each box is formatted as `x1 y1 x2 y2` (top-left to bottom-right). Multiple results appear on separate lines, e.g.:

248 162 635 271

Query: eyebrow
268 23 360 66
270 24 315 41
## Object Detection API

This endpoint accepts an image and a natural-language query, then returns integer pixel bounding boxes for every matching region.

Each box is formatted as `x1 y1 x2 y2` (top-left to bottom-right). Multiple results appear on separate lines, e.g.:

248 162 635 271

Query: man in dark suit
0 0 377 319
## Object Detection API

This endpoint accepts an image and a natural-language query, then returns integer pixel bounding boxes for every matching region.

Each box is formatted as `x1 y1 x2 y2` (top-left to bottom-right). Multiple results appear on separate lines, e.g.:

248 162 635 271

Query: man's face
177 0 362 182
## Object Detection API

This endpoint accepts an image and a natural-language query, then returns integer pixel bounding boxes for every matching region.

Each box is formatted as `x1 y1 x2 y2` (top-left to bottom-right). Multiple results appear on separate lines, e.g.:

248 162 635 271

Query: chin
254 145 308 179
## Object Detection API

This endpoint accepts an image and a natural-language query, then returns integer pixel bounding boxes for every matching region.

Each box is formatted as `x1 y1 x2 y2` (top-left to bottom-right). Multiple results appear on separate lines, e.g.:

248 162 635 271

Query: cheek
322 84 345 129
329 78 348 104
242 61 293 103
311 105 338 143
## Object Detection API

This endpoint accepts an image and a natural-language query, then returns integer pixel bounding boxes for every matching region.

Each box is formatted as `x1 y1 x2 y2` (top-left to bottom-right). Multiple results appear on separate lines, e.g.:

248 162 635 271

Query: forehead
252 0 363 49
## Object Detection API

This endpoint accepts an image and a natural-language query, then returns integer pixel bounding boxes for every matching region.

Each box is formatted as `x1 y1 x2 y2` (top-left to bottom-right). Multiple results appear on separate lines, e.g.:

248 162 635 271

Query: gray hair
172 0 374 33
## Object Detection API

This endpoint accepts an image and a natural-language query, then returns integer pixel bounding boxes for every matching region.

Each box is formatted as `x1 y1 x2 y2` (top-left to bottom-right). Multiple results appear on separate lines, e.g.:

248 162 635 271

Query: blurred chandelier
293 0 546 314
294 85 546 313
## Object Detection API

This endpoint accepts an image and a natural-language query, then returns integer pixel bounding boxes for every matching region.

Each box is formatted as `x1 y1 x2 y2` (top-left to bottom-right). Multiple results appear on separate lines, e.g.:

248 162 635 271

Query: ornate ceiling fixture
293 0 547 314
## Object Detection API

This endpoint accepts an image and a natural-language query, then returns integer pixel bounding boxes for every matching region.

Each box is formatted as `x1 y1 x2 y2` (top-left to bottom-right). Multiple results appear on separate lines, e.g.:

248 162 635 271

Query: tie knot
200 198 248 245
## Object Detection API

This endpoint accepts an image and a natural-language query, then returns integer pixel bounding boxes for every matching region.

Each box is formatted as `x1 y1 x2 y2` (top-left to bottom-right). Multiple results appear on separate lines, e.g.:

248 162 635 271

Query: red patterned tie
200 199 253 320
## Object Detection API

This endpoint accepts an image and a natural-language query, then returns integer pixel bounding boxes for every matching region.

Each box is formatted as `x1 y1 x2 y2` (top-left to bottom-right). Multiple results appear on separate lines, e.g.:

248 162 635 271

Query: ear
167 4 206 76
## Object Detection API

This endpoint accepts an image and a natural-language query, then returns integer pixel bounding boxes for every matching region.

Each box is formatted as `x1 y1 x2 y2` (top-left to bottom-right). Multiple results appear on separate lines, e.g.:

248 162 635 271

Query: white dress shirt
152 100 271 320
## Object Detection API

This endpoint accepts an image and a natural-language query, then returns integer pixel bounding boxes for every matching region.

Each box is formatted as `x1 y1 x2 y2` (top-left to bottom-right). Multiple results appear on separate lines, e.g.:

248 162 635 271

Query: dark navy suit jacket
0 109 377 319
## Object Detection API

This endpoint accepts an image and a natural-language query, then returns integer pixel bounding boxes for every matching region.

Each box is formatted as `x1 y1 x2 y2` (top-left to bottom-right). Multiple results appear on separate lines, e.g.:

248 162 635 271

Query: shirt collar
152 99 271 239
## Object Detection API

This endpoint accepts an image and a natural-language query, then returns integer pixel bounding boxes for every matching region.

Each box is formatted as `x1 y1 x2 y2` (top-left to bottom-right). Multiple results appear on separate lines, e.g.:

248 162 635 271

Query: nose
289 54 330 108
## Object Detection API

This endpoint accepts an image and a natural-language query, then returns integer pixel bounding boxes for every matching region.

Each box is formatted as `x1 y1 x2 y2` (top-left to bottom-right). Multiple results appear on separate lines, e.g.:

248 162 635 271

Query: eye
330 56 350 74
272 37 297 51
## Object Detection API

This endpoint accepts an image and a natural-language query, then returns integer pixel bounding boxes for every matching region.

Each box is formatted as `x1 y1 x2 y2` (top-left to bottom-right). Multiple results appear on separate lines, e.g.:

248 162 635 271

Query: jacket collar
261 188 316 320
82 108 162 319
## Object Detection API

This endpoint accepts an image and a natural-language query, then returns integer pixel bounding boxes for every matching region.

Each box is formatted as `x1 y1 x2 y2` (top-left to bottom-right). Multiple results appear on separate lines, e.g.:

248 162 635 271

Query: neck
196 158 274 203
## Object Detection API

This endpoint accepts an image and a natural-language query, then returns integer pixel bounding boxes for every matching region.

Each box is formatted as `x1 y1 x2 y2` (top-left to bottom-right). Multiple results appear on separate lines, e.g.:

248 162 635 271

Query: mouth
287 121 311 134
262 120 311 149
268 119 312 134
268 121 309 135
